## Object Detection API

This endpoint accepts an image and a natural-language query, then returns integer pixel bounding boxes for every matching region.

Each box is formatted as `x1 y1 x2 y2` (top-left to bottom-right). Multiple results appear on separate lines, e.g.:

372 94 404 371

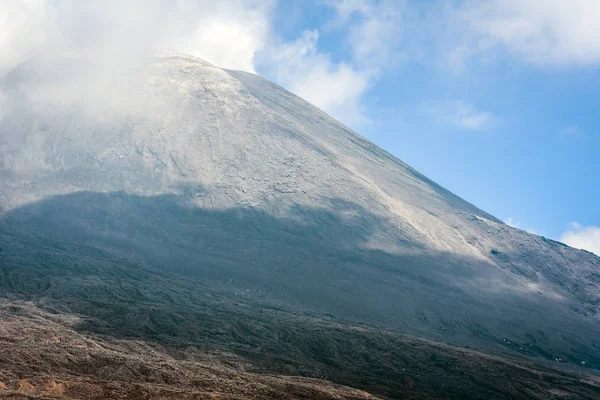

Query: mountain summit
1 54 599 399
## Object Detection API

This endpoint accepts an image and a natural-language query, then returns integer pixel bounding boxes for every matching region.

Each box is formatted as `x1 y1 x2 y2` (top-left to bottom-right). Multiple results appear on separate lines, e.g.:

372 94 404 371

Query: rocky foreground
1 299 600 399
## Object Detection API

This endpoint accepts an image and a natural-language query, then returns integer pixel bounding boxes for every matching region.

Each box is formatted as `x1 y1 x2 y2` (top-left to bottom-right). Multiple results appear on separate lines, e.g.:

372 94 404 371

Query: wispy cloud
178 2 274 73
505 218 538 235
451 0 600 67
0 0 379 129
314 0 600 128
263 0 412 127
326 0 406 69
560 126 580 136
256 0 410 128
431 101 496 131
257 30 372 127
560 223 600 255
323 1 600 72
0 0 275 75
0 0 278 125
3 0 598 131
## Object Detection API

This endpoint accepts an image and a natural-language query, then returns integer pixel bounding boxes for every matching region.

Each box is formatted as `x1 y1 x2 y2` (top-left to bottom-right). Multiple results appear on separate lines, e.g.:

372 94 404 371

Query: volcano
1 54 599 399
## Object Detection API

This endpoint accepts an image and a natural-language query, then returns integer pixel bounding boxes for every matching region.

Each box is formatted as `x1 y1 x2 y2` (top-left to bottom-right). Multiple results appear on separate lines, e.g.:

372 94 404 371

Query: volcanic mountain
0 54 599 399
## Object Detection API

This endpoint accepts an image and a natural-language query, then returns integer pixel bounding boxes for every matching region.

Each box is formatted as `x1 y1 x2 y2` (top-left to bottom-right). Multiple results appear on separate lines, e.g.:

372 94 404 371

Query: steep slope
1 54 600 397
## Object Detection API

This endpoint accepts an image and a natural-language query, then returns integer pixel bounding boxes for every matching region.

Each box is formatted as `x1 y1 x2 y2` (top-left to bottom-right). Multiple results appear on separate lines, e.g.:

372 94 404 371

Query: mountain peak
1 52 600 395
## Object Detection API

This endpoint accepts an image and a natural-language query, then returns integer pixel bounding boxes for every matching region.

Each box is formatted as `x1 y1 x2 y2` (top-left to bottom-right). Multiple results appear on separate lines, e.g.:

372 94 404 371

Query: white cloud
177 2 273 73
259 30 372 126
314 0 600 128
561 223 600 255
0 0 377 128
325 1 600 71
0 0 277 125
327 0 405 68
0 0 52 75
183 18 264 73
263 0 409 127
431 101 496 131
11 0 598 132
505 218 519 228
0 0 273 74
505 218 538 235
455 0 600 66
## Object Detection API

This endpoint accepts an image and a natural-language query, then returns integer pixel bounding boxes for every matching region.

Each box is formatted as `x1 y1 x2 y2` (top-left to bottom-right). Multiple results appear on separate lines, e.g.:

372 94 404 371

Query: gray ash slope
1 53 600 380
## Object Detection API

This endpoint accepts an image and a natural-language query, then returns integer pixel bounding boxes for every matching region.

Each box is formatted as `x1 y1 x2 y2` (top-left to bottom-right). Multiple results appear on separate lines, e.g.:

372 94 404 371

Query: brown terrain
0 302 376 400
1 300 600 399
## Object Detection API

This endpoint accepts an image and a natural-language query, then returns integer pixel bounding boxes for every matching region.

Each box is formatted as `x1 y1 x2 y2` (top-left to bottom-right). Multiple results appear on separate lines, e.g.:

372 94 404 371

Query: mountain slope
1 54 599 398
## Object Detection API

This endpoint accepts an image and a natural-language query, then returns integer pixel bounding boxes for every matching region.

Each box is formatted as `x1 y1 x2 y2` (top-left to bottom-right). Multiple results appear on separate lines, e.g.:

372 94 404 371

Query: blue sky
1 0 598 253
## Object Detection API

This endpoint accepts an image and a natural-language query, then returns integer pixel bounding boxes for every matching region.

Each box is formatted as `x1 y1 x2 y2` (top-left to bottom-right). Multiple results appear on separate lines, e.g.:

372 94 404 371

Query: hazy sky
1 0 599 253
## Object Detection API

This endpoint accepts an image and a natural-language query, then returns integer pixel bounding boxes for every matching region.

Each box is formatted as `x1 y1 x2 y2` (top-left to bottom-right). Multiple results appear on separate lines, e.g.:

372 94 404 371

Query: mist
0 0 273 123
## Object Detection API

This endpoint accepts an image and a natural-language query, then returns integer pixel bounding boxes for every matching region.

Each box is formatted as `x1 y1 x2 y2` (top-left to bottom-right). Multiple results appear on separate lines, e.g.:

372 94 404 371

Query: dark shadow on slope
1 191 600 398
1 190 480 328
